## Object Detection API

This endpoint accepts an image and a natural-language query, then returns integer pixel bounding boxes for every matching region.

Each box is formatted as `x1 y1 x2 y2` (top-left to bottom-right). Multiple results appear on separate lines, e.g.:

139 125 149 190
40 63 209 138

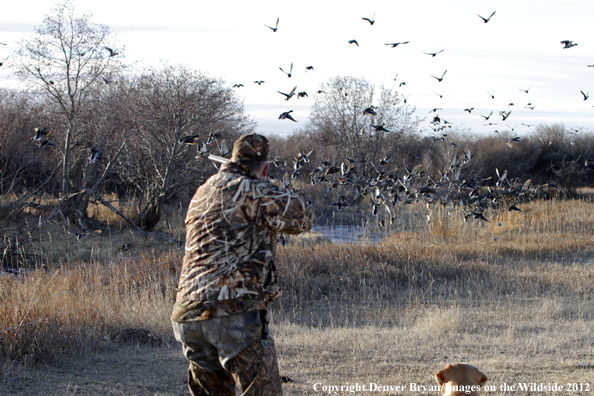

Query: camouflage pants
172 310 283 396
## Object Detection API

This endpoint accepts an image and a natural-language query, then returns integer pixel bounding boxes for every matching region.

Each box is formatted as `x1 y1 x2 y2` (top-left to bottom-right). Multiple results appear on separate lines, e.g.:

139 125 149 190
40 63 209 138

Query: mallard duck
217 139 230 156
264 17 279 32
279 110 297 122
38 140 56 149
385 41 409 48
278 86 297 101
196 142 209 158
362 13 375 25
33 127 49 140
295 149 313 163
479 111 493 120
279 62 293 78
424 49 444 57
476 11 496 23
206 131 218 145
371 124 391 132
88 147 102 164
362 106 377 116
430 69 447 82
104 46 119 57
178 135 200 145
500 110 512 121
561 40 577 49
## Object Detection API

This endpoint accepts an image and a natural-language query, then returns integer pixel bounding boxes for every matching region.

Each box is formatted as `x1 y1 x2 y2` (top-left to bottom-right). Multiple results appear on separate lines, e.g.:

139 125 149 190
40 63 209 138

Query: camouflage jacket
172 161 315 322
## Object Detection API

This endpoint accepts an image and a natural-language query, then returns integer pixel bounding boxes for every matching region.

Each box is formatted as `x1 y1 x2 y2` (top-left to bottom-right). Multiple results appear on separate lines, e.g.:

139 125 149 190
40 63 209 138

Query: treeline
1 1 257 234
2 75 594 233
0 68 253 231
1 1 593 236
274 123 594 191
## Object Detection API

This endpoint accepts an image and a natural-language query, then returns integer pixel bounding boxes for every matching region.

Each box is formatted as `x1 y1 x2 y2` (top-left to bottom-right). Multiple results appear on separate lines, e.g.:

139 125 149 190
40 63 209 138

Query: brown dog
435 363 488 396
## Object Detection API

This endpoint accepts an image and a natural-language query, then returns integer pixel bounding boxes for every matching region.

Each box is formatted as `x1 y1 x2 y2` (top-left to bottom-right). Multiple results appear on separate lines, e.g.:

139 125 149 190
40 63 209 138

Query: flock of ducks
240 11 591 155
32 127 105 164
262 142 558 227
176 125 564 230
241 11 580 223
172 126 535 228
254 10 590 142
21 10 586 234
29 10 587 166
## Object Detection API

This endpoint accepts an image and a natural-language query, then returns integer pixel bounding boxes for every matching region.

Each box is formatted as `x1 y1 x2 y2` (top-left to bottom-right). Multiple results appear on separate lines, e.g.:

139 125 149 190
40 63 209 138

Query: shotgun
207 154 230 164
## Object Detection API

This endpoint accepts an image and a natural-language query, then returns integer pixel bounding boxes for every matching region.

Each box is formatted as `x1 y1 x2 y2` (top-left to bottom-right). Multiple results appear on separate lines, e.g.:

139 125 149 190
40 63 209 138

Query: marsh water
312 225 387 244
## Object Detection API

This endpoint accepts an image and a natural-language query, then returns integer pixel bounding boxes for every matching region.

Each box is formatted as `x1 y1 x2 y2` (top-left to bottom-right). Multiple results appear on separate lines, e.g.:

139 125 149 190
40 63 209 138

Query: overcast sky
1 0 593 137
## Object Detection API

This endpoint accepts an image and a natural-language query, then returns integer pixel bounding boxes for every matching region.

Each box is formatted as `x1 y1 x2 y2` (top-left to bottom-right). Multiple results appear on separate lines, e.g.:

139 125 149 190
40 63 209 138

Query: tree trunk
139 196 161 232
59 191 90 228
62 126 72 197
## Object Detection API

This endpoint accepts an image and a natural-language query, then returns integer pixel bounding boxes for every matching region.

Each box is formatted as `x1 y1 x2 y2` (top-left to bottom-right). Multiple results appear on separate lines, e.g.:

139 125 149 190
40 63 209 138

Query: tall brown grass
1 197 594 386
273 199 594 394
274 199 594 328
0 251 180 366
1 200 187 268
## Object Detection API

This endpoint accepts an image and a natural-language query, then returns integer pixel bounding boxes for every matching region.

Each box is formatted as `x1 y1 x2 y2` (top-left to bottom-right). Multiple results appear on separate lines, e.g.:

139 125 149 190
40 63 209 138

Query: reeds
0 251 180 366
272 199 594 394
1 197 594 382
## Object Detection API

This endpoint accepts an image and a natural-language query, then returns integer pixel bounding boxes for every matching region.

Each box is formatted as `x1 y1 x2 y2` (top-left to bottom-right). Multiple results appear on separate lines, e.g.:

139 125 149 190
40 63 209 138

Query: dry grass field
1 197 594 394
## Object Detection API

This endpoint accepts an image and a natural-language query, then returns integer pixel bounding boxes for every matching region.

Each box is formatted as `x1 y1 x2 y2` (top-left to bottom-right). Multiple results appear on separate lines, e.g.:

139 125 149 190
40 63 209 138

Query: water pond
312 225 388 244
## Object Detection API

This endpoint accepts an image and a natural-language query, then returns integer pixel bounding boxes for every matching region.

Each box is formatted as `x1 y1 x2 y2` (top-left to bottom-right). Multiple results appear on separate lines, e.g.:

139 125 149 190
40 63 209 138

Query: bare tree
114 64 255 230
11 0 124 201
7 2 256 233
306 75 418 163
57 74 141 231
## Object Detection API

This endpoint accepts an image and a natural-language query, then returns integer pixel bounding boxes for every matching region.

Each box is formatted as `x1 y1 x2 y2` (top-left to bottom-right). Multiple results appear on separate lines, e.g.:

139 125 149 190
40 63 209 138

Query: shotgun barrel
207 154 230 164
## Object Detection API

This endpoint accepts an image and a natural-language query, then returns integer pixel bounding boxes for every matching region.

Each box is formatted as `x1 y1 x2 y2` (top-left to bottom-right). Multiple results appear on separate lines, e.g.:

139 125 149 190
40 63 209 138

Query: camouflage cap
232 133 269 162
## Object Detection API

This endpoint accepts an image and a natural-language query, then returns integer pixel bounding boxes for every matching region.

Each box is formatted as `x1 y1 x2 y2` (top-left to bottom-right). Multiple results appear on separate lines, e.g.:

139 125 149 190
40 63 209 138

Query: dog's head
435 363 487 396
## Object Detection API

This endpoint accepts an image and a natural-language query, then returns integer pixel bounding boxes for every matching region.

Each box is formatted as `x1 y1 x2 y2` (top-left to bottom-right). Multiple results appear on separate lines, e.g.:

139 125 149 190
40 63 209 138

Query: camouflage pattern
172 160 315 323
172 311 282 396
172 134 312 394
232 133 270 163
